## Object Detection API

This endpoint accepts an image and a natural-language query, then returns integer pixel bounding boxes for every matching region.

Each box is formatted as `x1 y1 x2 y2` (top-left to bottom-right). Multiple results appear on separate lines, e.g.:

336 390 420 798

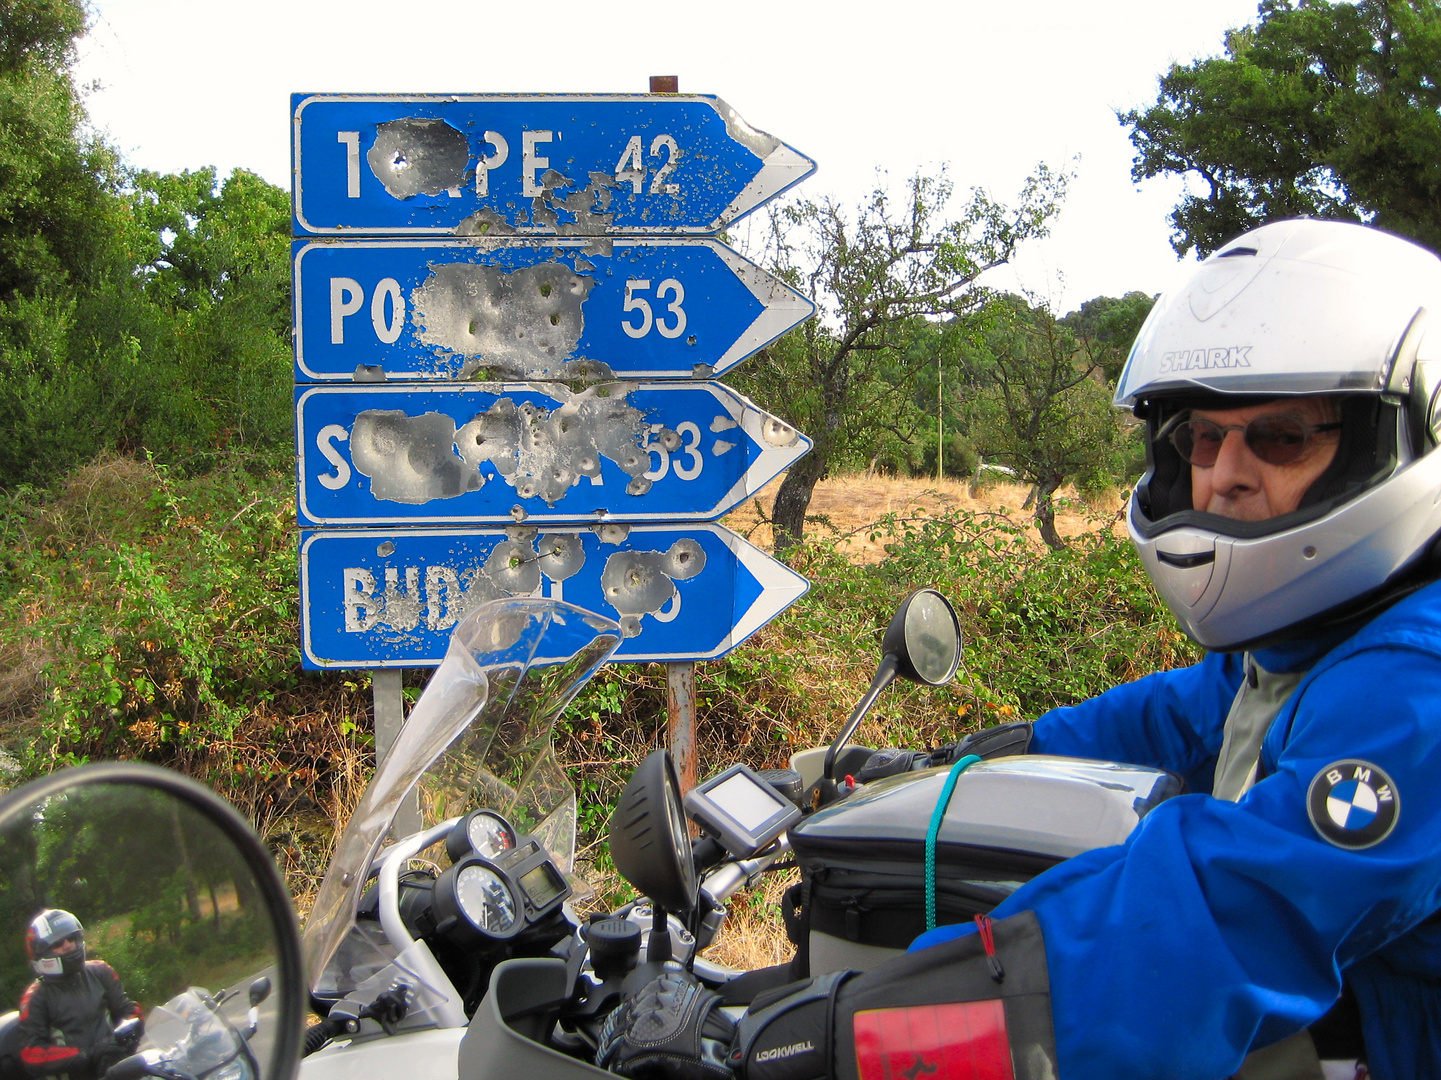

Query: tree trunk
1033 479 1065 552
169 802 204 923
772 456 826 553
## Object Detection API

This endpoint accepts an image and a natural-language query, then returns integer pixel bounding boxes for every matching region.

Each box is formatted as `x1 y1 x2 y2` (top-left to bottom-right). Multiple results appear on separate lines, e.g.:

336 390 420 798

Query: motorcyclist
602 219 1441 1080
915 217 1441 1079
17 911 142 1080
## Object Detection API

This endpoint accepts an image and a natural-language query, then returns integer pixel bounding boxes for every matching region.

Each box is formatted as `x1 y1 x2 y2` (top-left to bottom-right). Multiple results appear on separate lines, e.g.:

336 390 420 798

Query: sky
73 0 1265 313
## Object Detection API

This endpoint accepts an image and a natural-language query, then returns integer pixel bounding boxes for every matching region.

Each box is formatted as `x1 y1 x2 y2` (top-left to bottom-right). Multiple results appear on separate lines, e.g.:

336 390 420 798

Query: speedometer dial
466 812 516 859
454 864 517 935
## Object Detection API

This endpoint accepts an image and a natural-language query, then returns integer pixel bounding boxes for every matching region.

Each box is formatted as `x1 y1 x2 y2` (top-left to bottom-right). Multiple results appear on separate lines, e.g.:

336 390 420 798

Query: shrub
0 460 1195 900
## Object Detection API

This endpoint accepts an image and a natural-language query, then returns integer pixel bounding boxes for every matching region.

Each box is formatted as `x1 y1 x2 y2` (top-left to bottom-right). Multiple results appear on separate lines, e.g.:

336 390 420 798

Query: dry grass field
722 472 1126 558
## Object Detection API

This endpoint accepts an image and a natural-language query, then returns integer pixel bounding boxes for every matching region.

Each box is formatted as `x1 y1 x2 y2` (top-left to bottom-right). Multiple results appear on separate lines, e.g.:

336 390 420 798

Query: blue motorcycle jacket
911 578 1441 1080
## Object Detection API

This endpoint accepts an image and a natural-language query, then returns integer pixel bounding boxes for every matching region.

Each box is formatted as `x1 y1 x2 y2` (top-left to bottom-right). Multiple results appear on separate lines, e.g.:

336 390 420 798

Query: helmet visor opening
1134 395 1398 541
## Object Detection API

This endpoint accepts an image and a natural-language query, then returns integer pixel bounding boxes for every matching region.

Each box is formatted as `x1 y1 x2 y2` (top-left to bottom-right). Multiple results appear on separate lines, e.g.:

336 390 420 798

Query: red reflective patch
854 1000 1014 1080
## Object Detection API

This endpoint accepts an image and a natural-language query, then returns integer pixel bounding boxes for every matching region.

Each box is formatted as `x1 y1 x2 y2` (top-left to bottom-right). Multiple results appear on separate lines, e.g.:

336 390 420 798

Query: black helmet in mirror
0 763 302 1080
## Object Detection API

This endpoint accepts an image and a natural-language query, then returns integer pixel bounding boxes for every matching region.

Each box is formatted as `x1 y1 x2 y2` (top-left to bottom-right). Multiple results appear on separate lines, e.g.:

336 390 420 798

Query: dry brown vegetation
723 473 1125 560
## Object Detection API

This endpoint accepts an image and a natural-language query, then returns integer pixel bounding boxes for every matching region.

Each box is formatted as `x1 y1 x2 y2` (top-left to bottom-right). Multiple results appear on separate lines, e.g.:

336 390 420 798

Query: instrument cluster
428 809 571 945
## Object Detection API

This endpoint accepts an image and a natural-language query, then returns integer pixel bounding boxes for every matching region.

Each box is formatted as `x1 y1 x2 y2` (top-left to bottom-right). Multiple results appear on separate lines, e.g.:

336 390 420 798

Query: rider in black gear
17 911 141 1080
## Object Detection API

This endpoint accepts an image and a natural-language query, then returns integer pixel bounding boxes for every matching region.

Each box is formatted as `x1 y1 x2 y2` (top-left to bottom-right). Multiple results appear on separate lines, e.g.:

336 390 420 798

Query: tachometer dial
454 864 517 936
467 812 516 859
445 809 516 863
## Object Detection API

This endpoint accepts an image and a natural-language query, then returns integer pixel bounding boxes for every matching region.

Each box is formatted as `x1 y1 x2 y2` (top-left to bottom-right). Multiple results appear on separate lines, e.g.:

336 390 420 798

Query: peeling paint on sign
292 95 817 236
296 381 814 526
299 524 809 667
350 410 481 503
338 529 703 640
345 384 656 508
292 238 815 382
454 390 653 502
761 417 800 447
456 173 619 237
342 527 548 635
601 539 706 638
412 261 594 375
367 118 469 199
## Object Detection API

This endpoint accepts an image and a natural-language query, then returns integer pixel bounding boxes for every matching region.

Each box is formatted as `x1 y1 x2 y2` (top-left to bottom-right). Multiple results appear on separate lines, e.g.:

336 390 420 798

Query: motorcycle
105 979 273 1080
296 591 1194 1080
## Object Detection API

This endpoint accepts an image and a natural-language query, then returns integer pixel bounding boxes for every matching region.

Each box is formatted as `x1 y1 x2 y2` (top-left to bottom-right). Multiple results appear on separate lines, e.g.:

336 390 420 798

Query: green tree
0 0 125 301
125 167 295 456
733 166 1068 550
0 166 295 487
1122 0 1441 256
0 5 295 487
1059 291 1155 383
963 297 1134 550
0 0 141 486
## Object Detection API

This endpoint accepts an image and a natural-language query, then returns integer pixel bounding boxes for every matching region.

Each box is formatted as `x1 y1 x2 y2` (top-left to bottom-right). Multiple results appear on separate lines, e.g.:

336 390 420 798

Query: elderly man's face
1190 398 1342 521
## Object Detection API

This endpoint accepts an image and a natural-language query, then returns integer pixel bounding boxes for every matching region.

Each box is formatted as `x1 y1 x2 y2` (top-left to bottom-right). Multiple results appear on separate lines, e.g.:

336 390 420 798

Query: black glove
596 970 735 1079
91 1039 129 1077
115 1017 144 1049
930 720 1033 766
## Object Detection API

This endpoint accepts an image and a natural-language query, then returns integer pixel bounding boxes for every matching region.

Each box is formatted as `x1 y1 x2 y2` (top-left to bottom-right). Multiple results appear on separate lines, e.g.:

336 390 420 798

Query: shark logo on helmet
1157 347 1253 374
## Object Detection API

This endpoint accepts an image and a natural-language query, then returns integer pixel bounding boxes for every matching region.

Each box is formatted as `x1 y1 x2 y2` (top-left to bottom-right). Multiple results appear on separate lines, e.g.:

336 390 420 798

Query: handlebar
372 818 467 1029
699 837 791 907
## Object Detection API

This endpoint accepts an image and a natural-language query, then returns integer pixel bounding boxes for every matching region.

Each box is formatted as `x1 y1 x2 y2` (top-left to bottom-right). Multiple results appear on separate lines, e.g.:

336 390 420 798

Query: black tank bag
785 755 1182 973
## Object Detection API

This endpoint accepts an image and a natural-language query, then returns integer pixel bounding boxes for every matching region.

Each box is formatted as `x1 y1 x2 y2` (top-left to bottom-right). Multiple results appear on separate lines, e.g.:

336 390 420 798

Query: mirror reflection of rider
17 911 141 1080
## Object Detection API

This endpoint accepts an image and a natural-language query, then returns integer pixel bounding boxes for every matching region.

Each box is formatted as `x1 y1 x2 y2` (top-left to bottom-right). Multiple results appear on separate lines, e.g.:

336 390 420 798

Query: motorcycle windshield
302 597 621 996
142 989 243 1075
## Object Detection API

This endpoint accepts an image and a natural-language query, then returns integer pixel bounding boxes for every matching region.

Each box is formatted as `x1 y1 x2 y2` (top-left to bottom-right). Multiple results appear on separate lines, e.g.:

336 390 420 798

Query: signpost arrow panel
292 94 816 236
295 381 810 526
293 238 812 381
299 523 807 668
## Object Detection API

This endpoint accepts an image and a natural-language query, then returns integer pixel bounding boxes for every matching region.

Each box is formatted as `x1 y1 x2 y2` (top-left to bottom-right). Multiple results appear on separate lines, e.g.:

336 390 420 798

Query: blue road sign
291 94 815 236
298 523 807 668
295 381 809 526
293 238 813 381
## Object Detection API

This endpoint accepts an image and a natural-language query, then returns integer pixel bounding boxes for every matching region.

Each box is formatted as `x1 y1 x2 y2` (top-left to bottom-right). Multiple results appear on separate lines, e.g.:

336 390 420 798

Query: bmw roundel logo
1307 760 1400 850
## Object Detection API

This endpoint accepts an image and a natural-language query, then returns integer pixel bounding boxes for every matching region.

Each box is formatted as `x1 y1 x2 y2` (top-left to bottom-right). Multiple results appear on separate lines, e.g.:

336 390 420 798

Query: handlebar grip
104 1055 152 1080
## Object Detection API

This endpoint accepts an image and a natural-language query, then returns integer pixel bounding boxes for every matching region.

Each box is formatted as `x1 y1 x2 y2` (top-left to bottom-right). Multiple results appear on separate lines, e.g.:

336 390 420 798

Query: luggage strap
924 753 982 931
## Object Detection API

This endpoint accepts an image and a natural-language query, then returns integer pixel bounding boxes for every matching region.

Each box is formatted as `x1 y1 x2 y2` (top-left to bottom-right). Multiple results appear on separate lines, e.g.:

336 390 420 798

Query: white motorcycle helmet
1117 218 1441 651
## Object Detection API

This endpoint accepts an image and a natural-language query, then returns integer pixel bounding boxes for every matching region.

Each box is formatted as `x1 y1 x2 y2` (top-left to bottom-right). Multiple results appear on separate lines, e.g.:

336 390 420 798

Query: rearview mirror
823 589 963 783
0 763 303 1080
882 587 963 687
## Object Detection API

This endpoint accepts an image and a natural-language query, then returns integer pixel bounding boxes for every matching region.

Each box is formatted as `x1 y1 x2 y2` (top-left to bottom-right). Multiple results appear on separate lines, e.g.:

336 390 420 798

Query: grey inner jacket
1216 654 1324 1080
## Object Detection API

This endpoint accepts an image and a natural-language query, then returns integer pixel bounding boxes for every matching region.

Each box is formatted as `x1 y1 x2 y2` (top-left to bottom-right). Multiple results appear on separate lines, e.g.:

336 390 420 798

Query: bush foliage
0 456 1198 896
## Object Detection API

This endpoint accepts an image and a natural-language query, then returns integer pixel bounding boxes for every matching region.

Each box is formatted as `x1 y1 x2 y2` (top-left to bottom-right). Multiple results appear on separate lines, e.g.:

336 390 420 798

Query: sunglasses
1165 414 1342 468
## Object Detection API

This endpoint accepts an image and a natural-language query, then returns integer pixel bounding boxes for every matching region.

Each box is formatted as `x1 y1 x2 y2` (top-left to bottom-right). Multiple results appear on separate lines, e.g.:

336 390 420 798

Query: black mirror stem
824 654 900 781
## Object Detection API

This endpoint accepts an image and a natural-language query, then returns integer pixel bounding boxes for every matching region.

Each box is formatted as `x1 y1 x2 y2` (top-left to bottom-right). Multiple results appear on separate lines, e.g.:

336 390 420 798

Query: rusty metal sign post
290 77 816 797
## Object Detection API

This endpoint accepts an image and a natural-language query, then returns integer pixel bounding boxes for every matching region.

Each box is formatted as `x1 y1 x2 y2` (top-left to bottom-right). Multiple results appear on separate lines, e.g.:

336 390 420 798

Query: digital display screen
519 862 565 910
708 772 786 831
